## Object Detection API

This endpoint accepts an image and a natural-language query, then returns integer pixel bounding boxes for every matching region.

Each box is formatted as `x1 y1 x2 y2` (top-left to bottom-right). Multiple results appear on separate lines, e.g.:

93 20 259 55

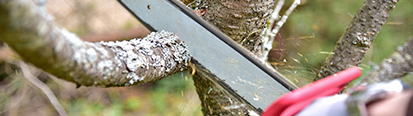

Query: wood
315 0 399 81
358 38 413 84
0 0 191 87
201 0 275 55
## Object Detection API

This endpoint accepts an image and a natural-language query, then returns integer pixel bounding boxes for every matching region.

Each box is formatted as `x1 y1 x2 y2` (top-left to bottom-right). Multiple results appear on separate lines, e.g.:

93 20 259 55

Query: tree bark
0 0 191 87
314 0 399 81
358 38 413 84
201 0 275 55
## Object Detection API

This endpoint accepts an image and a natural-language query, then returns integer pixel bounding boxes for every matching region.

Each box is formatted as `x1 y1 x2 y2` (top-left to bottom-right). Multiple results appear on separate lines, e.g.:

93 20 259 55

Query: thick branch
358 38 413 84
0 0 191 87
314 0 398 81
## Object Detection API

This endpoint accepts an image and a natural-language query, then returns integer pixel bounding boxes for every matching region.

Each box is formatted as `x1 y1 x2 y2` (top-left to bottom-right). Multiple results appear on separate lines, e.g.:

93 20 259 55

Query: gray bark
314 0 399 81
0 0 191 87
358 38 413 84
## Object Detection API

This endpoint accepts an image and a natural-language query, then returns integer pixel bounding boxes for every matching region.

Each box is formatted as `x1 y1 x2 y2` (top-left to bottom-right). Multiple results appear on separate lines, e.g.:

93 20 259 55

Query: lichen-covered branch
357 38 413 85
0 0 191 87
314 0 399 81
201 0 275 55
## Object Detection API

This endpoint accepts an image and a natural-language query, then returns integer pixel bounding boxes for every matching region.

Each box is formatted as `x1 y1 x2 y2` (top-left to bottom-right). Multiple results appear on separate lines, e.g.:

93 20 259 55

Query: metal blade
118 0 297 110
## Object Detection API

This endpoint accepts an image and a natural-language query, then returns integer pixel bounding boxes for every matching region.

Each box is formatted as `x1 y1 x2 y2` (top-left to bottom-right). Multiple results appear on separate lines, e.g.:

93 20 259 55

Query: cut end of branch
95 31 192 86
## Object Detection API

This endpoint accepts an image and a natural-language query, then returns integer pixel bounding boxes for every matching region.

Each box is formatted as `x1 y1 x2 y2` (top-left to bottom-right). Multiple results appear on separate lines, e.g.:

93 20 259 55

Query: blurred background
0 0 413 115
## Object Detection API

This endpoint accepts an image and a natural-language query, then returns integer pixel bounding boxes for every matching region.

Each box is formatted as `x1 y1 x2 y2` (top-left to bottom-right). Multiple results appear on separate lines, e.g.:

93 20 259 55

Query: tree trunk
314 0 399 81
201 0 275 55
0 0 191 87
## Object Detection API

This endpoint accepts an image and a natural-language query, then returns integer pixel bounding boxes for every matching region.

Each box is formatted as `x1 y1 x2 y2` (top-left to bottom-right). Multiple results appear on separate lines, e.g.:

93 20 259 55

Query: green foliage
124 97 141 111
64 98 105 116
152 72 194 94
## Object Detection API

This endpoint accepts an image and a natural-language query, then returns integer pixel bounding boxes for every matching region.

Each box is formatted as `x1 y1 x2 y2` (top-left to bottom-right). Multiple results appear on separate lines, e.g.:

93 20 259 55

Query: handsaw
118 0 298 111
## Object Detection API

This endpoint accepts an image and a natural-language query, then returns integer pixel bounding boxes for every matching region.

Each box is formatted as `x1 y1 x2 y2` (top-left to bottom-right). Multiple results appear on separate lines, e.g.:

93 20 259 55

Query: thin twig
272 0 300 36
261 0 284 61
262 0 300 61
18 61 68 116
271 0 285 24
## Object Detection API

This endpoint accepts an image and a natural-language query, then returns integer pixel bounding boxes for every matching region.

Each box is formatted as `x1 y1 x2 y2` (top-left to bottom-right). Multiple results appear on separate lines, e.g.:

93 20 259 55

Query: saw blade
118 0 297 110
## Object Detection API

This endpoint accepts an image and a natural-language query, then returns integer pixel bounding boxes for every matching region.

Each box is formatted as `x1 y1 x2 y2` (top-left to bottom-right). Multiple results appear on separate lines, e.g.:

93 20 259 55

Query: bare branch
262 0 300 61
0 0 191 87
314 0 399 81
270 0 300 41
358 38 413 85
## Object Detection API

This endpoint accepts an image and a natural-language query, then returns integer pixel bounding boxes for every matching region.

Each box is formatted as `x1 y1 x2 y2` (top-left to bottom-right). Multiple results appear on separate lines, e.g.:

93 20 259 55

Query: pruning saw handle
262 67 362 116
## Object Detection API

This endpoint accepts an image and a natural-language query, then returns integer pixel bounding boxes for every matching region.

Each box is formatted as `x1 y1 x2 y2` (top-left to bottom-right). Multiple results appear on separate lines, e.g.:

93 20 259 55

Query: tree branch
314 0 399 81
358 38 413 85
262 0 300 61
0 0 191 87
